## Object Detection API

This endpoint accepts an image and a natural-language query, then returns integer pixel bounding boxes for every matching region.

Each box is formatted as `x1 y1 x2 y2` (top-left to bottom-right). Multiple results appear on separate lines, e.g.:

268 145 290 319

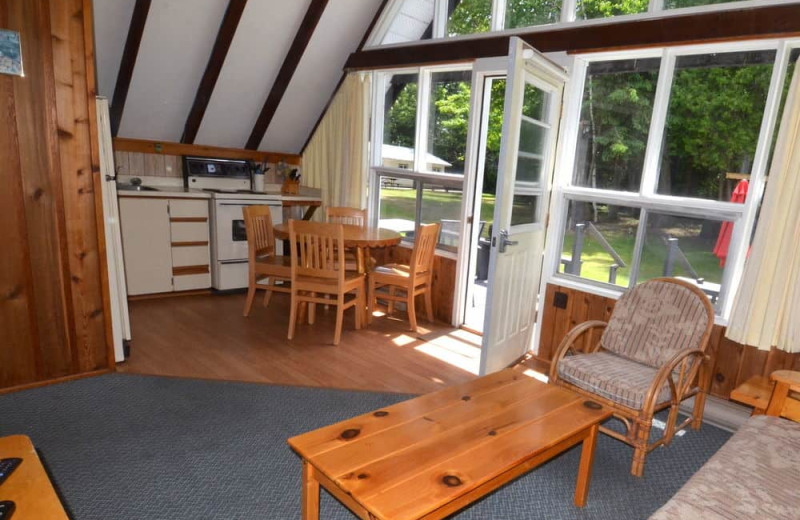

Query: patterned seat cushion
557 352 670 410
601 279 710 368
649 415 800 519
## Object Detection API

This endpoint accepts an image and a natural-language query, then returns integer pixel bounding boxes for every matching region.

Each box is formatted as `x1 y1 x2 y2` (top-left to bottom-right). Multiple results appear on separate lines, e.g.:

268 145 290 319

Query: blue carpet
0 374 730 519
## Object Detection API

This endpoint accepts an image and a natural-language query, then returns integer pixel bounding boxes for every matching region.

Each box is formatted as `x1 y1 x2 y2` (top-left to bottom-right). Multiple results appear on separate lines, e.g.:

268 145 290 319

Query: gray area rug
0 374 730 519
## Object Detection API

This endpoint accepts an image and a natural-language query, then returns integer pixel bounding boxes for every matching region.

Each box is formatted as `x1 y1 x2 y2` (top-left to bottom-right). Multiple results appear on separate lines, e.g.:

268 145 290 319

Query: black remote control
0 459 21 487
0 501 14 520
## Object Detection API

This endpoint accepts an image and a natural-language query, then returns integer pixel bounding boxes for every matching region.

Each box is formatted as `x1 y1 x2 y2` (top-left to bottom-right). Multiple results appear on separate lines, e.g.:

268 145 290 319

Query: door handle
498 229 518 253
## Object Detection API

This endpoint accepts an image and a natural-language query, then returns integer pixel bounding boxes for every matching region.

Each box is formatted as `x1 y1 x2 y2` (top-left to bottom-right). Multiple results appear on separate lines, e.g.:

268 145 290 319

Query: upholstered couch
649 371 800 519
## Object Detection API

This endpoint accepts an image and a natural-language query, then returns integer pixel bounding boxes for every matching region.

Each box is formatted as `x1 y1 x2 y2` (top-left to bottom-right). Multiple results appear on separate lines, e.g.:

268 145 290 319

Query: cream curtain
302 73 371 217
726 58 800 353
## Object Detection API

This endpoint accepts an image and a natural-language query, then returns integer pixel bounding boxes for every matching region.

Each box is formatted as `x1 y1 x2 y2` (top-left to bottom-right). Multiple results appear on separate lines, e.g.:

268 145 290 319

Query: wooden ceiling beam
109 0 151 137
181 0 248 144
300 0 392 155
113 137 302 165
245 0 331 150
345 4 800 70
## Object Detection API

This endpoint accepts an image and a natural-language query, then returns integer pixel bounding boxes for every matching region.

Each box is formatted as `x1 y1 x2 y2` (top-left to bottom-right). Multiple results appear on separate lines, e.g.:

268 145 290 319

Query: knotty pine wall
0 0 112 391
536 283 800 400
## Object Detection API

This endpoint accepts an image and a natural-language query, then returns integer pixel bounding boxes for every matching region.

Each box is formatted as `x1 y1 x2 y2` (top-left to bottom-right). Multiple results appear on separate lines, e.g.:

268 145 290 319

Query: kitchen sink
117 184 159 192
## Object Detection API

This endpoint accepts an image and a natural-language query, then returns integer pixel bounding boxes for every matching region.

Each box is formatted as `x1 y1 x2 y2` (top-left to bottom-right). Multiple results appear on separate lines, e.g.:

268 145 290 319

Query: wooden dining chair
368 222 441 332
326 207 368 271
288 220 365 345
242 205 291 317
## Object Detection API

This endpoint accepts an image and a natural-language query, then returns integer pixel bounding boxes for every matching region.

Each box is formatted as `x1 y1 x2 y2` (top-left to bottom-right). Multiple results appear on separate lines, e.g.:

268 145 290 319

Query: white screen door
479 38 567 375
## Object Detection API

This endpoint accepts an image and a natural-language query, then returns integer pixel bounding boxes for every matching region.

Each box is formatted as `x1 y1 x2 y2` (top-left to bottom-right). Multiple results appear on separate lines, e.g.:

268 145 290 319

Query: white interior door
480 38 567 375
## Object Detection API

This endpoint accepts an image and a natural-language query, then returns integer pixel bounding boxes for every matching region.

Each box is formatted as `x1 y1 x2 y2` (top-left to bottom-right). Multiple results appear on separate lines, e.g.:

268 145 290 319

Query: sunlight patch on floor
414 331 482 375
392 334 417 347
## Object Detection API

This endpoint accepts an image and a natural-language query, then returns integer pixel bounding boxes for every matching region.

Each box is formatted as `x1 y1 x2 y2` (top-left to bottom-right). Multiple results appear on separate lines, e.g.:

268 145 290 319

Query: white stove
184 156 282 291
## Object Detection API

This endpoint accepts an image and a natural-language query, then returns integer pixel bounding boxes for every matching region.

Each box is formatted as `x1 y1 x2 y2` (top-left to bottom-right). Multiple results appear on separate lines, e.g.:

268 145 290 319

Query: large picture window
371 66 472 253
367 0 775 47
553 41 799 316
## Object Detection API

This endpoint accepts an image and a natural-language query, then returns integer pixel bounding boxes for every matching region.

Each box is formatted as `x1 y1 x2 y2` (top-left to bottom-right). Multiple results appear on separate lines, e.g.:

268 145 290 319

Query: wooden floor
118 292 483 394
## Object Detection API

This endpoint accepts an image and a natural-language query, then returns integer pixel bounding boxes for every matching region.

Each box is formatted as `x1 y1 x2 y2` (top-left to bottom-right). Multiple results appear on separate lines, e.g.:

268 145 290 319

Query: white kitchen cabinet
119 198 173 295
119 196 211 295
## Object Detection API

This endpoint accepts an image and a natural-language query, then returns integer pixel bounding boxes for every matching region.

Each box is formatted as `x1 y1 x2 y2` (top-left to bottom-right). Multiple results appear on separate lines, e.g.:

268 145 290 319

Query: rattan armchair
549 277 714 477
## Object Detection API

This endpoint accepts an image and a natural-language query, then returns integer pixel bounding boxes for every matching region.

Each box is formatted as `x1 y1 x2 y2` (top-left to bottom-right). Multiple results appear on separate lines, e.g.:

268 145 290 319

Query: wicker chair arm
643 349 708 413
548 320 608 382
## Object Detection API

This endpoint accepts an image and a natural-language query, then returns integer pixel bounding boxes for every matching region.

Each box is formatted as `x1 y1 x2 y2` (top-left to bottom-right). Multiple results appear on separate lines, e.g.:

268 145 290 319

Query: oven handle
218 202 281 207
219 259 249 265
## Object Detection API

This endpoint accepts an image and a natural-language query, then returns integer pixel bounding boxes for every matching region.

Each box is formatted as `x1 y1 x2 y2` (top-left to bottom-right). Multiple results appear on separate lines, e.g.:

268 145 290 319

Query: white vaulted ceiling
193 0 311 148
260 0 380 152
93 0 384 154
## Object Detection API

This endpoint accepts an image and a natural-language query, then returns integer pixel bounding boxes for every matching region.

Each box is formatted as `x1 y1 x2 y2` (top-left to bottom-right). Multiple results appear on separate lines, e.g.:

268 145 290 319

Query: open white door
480 38 567 375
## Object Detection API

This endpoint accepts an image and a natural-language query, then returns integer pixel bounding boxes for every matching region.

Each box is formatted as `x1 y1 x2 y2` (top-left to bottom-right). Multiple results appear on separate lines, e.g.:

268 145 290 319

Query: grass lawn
379 188 496 237
560 220 724 287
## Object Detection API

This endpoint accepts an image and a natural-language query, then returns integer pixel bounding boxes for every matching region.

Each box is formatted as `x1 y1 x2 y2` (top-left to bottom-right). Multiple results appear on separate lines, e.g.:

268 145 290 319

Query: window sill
548 273 730 326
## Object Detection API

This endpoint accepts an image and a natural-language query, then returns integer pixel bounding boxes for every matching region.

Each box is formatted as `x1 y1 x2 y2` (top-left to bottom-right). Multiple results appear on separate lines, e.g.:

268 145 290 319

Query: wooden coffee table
288 369 612 519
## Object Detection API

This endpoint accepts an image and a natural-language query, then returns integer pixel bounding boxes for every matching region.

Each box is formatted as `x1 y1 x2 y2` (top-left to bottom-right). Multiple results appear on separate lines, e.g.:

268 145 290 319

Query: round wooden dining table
273 222 402 274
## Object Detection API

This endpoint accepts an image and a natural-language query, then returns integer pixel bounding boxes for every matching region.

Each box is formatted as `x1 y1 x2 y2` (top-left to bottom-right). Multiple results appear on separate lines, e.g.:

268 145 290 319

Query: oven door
214 201 282 262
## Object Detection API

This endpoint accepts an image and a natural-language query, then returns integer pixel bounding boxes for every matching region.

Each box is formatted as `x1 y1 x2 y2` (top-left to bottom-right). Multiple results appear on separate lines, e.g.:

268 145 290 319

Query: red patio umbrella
713 179 749 267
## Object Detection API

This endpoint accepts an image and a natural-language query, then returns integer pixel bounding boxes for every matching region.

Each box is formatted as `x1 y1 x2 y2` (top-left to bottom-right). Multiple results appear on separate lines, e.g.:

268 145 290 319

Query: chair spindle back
289 220 345 282
326 207 367 227
243 206 276 261
410 223 441 278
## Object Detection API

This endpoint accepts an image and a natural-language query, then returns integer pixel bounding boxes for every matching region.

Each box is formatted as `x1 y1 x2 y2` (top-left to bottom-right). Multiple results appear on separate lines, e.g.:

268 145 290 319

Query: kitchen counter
117 186 212 199
263 186 322 202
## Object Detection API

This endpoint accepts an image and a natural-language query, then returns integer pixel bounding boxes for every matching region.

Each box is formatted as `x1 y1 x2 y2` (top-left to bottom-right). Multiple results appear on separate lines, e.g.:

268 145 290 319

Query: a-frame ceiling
93 0 384 154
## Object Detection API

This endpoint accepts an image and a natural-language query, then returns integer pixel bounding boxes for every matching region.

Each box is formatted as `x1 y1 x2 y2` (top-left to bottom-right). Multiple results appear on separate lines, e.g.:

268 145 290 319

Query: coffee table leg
302 460 320 520
574 423 599 507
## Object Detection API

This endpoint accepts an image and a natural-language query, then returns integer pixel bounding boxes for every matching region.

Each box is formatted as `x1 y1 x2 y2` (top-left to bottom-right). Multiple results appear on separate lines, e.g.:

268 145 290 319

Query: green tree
384 81 417 148
429 80 472 172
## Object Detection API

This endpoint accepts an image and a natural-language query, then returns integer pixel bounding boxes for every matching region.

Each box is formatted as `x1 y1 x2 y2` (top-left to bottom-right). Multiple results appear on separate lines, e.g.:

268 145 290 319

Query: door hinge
167 204 171 215
467 215 473 225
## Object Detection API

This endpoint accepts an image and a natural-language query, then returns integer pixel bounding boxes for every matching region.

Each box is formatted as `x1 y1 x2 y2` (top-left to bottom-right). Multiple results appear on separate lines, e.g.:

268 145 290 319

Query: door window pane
382 73 419 169
427 70 472 174
637 213 731 304
656 50 775 201
573 58 660 192
379 177 417 239
522 83 548 120
421 183 463 251
510 194 540 227
447 0 492 37
505 0 561 29
576 0 648 20
559 201 640 287
517 83 550 184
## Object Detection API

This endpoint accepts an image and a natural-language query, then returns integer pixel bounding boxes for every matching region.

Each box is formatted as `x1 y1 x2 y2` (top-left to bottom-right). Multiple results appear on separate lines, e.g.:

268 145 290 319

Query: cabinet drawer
169 199 209 218
170 222 209 242
171 246 209 267
173 273 211 291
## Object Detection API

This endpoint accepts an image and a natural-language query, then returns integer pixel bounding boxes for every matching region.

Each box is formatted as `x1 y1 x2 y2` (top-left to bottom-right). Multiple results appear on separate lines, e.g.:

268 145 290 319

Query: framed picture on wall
0 30 23 77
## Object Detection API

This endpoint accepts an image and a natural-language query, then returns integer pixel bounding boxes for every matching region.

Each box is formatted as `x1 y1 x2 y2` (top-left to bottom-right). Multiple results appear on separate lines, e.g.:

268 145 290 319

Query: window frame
544 38 800 320
369 64 474 256
365 0 796 49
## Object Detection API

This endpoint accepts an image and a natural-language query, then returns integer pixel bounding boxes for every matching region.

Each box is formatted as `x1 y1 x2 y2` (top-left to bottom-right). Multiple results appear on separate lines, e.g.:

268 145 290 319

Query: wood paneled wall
536 283 800 400
376 247 457 324
0 0 111 391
